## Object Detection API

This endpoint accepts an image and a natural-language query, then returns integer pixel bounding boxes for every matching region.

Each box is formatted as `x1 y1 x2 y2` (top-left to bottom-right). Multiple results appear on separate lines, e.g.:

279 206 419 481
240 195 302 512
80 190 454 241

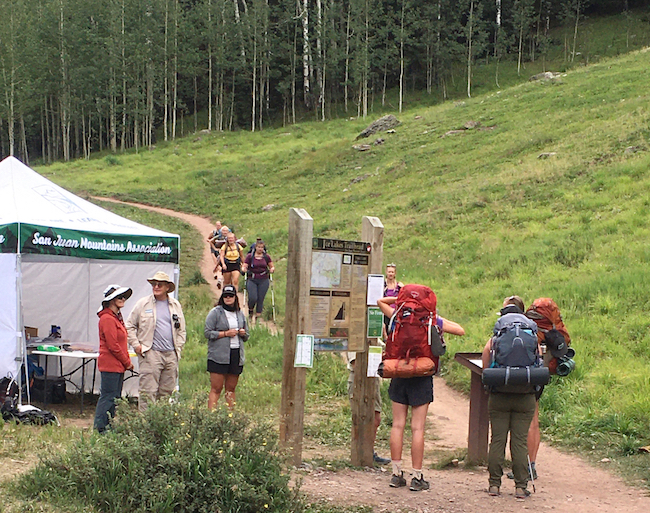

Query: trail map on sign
310 237 370 352
311 252 342 288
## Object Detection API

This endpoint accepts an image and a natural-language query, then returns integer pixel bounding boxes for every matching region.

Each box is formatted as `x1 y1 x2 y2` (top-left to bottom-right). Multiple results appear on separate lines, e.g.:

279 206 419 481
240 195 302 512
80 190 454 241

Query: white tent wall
22 255 177 396
0 254 19 380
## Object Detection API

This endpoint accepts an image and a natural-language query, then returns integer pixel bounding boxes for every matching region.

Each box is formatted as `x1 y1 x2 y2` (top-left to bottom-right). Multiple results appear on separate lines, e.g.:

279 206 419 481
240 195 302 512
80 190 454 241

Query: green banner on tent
18 224 179 263
0 223 19 253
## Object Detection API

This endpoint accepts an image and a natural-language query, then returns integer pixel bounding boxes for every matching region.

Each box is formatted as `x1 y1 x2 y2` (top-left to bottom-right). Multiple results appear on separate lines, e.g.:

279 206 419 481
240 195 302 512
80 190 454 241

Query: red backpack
380 284 442 378
525 298 571 374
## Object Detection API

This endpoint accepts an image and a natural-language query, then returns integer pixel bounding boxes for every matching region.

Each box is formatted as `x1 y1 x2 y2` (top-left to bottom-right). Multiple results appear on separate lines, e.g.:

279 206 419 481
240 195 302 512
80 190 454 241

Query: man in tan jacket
126 271 186 411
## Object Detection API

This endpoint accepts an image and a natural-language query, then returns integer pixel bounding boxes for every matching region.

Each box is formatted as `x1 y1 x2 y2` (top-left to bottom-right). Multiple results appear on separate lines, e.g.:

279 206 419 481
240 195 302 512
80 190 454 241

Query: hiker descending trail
91 197 277 334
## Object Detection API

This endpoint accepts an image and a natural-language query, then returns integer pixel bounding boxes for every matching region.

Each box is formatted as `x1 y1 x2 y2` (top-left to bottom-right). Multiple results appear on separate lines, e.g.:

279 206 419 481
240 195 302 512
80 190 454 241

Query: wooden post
279 208 313 467
351 216 384 467
454 352 489 465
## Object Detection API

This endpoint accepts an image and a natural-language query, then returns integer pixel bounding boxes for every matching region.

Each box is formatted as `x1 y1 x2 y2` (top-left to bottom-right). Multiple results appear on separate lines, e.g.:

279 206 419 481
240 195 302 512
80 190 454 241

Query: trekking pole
270 274 277 324
243 273 248 313
527 455 536 493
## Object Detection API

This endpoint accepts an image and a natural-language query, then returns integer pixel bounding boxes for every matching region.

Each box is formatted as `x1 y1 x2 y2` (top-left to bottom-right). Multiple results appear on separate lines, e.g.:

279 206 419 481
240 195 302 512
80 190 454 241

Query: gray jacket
204 306 249 366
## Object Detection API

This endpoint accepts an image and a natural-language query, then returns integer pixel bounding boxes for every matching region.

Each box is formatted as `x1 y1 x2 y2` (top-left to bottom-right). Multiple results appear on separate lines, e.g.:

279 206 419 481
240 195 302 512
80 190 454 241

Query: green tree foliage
0 0 644 162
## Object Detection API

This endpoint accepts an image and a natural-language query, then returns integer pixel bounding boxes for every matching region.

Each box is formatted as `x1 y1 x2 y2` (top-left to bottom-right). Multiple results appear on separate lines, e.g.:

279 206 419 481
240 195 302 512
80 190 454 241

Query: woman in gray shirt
204 285 249 408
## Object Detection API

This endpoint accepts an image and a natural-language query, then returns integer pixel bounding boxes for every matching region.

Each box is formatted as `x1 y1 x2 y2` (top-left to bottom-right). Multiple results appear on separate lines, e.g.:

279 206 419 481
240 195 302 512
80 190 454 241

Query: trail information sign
310 237 370 351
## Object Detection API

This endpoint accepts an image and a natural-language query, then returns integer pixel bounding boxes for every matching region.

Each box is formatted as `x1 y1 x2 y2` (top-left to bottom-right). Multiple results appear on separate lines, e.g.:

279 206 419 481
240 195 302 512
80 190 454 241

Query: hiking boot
373 452 390 465
488 486 500 496
409 476 430 492
515 487 531 499
389 472 406 488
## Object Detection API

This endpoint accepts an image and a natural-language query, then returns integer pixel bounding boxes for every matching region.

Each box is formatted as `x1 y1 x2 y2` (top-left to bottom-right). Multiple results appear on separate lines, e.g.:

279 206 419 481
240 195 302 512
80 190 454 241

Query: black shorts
224 259 241 273
207 348 243 375
388 375 433 406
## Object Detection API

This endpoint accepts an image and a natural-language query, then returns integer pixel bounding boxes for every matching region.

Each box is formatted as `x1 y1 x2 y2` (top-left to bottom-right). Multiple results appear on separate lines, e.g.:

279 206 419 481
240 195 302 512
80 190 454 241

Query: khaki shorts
348 371 382 413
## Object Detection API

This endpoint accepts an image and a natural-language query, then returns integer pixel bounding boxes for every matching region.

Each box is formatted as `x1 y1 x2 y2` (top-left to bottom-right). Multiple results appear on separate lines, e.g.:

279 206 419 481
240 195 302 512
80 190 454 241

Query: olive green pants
487 392 536 490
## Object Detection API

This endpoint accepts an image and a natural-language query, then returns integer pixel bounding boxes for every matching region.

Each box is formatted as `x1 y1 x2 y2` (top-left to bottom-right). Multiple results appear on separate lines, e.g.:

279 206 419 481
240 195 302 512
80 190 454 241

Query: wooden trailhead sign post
279 209 383 467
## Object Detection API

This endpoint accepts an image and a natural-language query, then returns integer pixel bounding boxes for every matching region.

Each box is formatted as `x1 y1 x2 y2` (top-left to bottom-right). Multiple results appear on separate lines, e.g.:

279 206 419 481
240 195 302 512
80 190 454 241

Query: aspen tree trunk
41 101 47 161
344 5 351 113
3 5 16 156
59 0 70 161
495 0 501 87
233 0 247 58
382 45 388 105
229 70 236 131
315 0 323 119
291 25 297 124
518 18 524 75
173 0 178 139
193 76 197 134
163 0 169 141
208 0 213 131
134 92 139 153
571 0 580 62
363 0 369 118
121 0 127 152
110 70 117 152
2 67 14 156
398 0 405 113
44 96 51 163
252 27 257 132
81 106 87 159
218 71 224 131
97 98 102 153
20 114 28 164
467 0 474 98
301 0 311 107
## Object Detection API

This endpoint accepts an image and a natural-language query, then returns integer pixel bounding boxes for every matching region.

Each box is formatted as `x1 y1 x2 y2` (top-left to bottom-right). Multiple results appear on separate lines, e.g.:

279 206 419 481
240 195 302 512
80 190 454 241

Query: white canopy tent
0 156 180 399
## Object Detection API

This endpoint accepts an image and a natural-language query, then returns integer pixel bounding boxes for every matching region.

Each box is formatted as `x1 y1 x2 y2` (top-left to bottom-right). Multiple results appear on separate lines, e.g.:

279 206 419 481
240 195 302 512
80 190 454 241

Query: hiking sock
391 460 402 476
412 469 423 480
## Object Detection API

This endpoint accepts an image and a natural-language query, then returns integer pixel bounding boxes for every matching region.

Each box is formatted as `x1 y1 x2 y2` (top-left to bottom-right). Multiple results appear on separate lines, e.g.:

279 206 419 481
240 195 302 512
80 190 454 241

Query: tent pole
16 252 30 406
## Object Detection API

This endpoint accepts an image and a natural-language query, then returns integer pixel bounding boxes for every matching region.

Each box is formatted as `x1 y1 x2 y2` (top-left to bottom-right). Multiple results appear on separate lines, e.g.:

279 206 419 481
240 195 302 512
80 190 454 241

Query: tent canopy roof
0 156 175 238
0 157 179 263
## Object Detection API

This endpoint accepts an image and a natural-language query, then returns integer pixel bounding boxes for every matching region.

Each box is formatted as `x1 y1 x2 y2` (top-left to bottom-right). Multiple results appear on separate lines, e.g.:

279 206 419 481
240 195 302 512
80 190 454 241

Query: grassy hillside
39 47 650 484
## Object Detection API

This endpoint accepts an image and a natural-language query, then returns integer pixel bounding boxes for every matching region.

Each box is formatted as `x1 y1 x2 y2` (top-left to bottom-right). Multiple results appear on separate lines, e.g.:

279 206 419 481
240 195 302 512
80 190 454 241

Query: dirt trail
91 197 650 512
299 376 650 512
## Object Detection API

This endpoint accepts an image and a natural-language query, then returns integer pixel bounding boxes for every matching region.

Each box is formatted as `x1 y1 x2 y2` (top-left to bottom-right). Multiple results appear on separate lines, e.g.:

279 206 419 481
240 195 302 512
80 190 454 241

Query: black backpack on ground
482 312 549 393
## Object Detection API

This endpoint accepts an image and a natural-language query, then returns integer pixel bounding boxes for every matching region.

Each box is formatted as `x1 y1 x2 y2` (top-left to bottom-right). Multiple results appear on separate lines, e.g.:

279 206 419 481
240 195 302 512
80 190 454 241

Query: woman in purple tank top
383 263 404 297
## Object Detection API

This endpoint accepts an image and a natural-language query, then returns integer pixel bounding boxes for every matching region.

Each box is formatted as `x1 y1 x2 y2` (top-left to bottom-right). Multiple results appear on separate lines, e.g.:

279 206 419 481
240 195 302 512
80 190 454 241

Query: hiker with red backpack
377 285 465 492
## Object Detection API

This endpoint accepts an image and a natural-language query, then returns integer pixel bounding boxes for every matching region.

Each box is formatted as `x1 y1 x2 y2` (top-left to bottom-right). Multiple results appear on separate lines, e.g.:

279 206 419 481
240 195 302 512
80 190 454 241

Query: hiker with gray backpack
481 295 550 499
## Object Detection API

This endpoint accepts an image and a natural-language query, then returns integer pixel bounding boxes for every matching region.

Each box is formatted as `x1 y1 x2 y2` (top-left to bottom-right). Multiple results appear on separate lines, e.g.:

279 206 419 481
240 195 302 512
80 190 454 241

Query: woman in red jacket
94 284 133 433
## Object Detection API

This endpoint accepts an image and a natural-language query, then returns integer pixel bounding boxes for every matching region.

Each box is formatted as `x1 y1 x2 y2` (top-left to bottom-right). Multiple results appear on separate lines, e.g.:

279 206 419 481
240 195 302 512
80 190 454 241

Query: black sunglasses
172 314 180 329
222 293 236 298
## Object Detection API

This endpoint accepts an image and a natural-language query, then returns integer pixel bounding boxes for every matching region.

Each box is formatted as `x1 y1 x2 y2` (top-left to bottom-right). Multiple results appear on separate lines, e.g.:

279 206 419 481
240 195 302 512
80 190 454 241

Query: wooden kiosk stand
454 352 489 465
279 209 383 468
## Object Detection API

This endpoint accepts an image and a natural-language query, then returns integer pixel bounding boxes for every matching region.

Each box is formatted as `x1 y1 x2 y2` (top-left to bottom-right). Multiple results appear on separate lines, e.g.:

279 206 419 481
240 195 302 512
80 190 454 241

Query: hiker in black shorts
377 295 465 491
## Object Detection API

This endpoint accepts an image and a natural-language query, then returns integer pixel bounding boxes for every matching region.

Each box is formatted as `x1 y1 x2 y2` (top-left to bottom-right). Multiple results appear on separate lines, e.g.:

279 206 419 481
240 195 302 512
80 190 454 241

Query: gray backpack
483 313 547 393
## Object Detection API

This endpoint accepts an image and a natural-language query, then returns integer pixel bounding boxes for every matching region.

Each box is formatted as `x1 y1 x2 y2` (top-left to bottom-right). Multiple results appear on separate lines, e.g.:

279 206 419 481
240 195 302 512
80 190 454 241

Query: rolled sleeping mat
482 366 550 387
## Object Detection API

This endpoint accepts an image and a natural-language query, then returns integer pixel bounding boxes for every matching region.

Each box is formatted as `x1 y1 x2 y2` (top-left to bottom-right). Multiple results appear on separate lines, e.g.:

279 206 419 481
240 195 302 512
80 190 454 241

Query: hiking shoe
409 476 430 492
373 452 390 465
488 486 500 496
389 472 406 488
515 488 531 499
